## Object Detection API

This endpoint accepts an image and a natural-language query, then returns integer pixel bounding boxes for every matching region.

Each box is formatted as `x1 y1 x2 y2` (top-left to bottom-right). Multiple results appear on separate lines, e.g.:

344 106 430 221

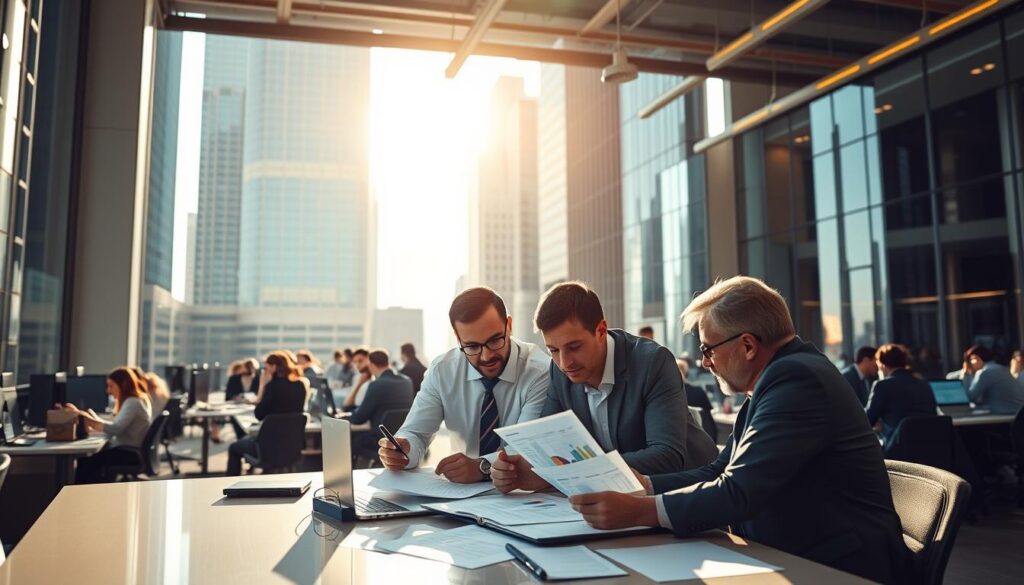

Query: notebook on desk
223 479 311 497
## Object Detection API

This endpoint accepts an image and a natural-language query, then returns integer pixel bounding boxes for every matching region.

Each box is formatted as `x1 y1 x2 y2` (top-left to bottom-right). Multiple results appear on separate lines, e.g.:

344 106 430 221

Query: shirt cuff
655 495 673 530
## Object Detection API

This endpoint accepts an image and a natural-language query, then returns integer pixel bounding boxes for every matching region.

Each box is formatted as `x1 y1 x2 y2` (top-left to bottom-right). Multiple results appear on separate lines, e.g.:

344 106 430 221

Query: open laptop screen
929 380 969 406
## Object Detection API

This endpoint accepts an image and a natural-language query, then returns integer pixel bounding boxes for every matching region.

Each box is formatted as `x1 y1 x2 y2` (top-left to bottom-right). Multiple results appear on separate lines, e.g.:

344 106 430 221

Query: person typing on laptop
378 287 550 483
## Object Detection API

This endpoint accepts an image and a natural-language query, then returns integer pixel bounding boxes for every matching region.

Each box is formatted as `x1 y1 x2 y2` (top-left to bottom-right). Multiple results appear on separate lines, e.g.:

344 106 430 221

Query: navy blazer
840 364 873 407
348 370 415 432
540 329 718 474
651 337 911 584
865 369 937 445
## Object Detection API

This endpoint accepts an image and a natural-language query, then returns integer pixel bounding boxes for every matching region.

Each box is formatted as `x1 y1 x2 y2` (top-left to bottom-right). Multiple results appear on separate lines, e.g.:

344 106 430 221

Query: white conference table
0 435 107 489
0 471 872 585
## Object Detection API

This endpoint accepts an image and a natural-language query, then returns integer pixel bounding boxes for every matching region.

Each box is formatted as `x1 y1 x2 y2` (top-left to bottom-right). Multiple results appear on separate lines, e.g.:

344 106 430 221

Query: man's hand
632 467 653 495
377 436 411 471
491 449 550 493
569 491 659 530
434 453 483 484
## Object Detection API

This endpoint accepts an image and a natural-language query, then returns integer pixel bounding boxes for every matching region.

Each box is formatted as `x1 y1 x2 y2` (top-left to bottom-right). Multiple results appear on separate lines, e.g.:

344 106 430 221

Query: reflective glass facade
621 75 708 354
738 10 1024 374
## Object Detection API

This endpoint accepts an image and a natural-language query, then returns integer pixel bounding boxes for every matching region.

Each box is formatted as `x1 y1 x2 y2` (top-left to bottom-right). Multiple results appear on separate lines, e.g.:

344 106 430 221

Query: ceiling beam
580 0 634 36
276 0 292 24
445 0 506 79
162 14 821 85
169 0 849 70
707 0 832 72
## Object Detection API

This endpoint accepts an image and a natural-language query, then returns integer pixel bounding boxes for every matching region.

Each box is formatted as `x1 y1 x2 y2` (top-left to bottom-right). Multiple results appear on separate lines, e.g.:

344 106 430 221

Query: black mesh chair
884 415 955 470
161 396 190 474
991 406 1024 506
103 412 171 481
0 453 9 558
243 413 307 474
356 408 410 468
886 459 972 585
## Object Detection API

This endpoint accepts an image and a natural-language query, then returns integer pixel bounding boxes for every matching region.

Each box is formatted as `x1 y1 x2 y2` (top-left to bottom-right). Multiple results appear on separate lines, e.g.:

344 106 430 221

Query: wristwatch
478 458 492 479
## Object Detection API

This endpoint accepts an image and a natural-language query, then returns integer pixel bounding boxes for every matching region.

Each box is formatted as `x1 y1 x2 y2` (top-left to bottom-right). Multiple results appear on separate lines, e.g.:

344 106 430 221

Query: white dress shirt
584 335 617 452
396 337 551 468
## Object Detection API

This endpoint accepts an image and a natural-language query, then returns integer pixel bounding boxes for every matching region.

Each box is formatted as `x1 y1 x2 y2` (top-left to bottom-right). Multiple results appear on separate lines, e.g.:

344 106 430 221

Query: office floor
38 428 1024 583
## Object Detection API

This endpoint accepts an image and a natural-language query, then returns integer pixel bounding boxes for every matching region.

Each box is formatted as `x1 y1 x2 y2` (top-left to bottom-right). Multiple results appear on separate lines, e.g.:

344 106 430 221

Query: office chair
884 415 955 470
990 406 1024 507
103 411 171 481
0 454 8 561
243 413 307 474
358 408 410 468
886 459 971 585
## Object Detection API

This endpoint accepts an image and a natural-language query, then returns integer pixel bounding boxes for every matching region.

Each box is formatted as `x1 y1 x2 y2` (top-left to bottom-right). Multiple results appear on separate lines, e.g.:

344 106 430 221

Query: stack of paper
366 468 496 499
376 525 514 569
424 493 582 526
495 411 644 496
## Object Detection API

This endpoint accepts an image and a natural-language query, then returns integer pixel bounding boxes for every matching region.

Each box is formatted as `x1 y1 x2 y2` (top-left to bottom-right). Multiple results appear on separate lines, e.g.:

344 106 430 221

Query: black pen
506 543 547 580
378 424 408 458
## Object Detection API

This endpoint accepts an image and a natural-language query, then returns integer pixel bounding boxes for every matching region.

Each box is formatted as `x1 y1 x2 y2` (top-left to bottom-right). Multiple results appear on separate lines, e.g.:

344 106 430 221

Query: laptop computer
1 388 35 446
321 416 439 520
928 379 985 416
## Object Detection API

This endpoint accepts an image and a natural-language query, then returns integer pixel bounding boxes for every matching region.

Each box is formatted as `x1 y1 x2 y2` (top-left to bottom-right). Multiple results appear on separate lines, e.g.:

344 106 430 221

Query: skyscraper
469 77 539 341
145 30 182 291
238 39 371 309
193 35 249 306
536 64 624 326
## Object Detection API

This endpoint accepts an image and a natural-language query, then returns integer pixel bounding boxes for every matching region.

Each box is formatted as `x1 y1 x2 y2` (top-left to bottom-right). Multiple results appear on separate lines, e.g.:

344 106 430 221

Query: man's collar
600 335 616 388
465 337 521 383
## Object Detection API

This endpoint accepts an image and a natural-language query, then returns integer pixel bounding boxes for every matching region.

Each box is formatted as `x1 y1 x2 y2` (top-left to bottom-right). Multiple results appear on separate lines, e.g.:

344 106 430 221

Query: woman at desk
226 351 309 475
61 367 153 484
130 367 170 420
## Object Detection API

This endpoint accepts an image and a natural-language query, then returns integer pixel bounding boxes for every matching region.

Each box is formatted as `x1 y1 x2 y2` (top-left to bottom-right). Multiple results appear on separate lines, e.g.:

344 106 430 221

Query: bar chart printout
495 411 606 468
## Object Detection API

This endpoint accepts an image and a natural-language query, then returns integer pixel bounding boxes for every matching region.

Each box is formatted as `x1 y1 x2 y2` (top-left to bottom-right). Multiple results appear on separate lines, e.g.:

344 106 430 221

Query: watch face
479 458 492 474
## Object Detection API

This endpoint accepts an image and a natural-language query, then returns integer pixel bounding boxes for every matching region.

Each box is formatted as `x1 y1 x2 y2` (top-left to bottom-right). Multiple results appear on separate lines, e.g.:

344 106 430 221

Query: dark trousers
227 436 258 476
75 447 142 484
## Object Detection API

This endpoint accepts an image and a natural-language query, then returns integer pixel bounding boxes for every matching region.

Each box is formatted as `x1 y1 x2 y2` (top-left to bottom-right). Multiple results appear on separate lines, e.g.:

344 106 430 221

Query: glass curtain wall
621 74 709 355
738 10 1024 372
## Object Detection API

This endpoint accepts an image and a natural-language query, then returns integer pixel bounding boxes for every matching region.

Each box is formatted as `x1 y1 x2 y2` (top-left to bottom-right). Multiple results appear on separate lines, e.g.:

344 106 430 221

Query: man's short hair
449 287 507 328
639 326 654 336
333 349 343 359
352 347 369 358
680 276 795 345
964 344 993 363
854 346 877 364
875 344 909 369
368 349 389 368
400 343 416 357
534 281 604 333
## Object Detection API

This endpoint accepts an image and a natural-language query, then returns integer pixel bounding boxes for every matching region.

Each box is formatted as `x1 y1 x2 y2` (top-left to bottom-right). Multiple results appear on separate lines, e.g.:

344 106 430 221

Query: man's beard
473 354 507 377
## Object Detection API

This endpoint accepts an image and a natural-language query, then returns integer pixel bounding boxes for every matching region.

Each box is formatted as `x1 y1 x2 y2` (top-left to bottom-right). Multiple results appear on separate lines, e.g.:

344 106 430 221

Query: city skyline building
468 77 540 343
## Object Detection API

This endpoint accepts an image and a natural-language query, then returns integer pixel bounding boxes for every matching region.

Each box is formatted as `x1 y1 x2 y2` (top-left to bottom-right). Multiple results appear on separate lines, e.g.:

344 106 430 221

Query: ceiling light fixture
983 62 995 70
638 76 706 119
706 0 830 72
601 0 638 84
971 67 983 75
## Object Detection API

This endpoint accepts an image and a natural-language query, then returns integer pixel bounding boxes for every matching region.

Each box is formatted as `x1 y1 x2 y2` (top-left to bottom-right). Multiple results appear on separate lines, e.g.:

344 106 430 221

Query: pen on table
506 543 547 580
378 424 408 458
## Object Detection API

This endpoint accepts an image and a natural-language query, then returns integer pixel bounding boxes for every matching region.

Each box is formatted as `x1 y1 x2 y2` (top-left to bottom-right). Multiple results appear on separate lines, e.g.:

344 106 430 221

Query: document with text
596 541 783 582
366 468 495 499
377 524 515 569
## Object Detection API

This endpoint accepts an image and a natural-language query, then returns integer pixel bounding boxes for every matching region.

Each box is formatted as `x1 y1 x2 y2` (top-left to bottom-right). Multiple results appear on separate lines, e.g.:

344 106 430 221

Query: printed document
512 543 628 580
377 525 514 569
339 523 439 552
425 493 582 526
495 411 643 496
596 541 783 582
366 468 495 499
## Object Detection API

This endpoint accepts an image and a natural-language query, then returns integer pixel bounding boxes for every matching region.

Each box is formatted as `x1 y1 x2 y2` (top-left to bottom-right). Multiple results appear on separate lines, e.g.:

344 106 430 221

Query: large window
738 8 1024 369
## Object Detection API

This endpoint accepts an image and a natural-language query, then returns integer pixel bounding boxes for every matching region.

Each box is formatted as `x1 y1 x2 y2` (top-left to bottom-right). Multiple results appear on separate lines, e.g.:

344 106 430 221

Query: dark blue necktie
479 377 501 456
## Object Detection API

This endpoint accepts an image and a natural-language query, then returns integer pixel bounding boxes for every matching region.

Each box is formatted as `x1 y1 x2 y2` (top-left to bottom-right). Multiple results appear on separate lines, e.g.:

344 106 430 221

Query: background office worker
865 343 937 446
960 344 1024 414
345 349 415 462
378 287 550 483
491 282 717 494
841 345 877 407
226 351 309 476
565 276 911 585
63 367 153 483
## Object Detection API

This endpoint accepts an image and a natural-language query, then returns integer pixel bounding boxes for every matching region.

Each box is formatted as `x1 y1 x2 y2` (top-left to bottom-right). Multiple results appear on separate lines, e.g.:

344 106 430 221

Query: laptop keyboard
355 495 407 515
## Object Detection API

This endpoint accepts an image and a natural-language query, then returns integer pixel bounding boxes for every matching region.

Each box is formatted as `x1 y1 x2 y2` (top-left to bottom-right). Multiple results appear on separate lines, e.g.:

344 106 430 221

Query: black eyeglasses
460 334 507 356
698 332 760 361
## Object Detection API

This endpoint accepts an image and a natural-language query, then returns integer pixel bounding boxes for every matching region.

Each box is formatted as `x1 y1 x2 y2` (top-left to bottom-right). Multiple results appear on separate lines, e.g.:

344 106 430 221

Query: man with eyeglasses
377 287 550 483
561 276 911 585
491 281 718 494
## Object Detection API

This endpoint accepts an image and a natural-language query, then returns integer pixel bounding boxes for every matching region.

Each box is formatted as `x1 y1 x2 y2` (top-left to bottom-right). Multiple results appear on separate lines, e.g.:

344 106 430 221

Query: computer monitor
165 365 187 394
188 368 211 407
929 380 970 406
1 387 25 442
306 376 336 419
65 375 110 412
28 372 67 427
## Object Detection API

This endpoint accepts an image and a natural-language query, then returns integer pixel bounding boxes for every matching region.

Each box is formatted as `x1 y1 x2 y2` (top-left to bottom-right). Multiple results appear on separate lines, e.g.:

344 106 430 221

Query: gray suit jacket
540 329 718 474
966 362 1024 414
840 364 872 407
651 337 911 585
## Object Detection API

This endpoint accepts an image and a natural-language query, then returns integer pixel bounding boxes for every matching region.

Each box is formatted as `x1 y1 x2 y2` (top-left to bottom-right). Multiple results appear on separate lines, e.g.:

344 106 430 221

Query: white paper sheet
339 523 439 552
366 468 496 499
509 520 650 541
595 541 783 582
495 411 605 468
532 450 645 496
424 493 583 526
510 543 628 580
376 525 515 569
